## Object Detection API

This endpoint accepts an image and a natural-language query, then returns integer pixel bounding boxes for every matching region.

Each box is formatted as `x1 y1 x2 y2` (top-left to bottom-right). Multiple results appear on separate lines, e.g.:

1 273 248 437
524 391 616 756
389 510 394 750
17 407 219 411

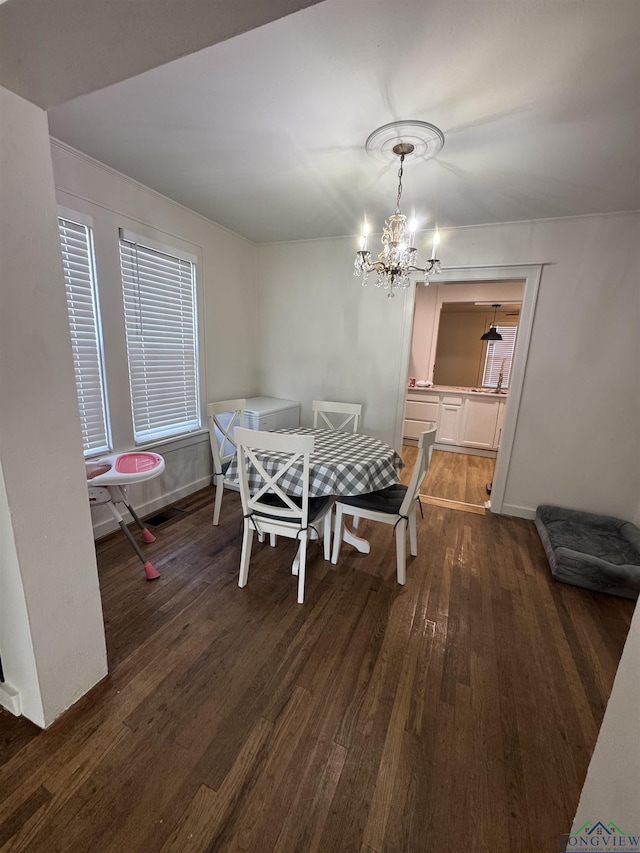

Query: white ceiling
0 0 324 107
44 0 640 245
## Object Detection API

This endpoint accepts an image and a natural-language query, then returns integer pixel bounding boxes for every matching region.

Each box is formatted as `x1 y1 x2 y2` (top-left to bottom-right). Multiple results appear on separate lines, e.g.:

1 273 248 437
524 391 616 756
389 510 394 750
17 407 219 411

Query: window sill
136 429 209 455
85 428 209 461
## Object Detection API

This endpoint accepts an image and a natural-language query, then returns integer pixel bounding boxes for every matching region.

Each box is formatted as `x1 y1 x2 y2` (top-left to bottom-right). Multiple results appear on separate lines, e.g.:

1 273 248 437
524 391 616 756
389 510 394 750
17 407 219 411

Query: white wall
0 461 42 720
0 87 108 726
572 600 640 834
256 237 412 442
51 141 260 535
257 212 640 522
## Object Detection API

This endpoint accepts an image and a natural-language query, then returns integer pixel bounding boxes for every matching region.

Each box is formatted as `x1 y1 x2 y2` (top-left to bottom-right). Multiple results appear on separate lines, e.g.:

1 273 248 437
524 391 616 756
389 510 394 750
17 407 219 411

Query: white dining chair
312 400 362 433
313 399 364 530
207 398 246 526
235 427 334 604
331 424 437 584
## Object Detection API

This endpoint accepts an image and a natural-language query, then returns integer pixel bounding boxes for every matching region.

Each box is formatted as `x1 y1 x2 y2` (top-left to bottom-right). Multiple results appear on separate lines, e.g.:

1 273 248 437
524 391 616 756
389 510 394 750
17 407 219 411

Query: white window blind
482 326 518 389
58 217 111 456
119 233 200 443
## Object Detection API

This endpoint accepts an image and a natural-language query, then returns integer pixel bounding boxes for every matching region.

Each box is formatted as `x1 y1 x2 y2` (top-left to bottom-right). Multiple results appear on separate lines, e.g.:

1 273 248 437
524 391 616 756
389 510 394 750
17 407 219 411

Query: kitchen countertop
407 385 507 397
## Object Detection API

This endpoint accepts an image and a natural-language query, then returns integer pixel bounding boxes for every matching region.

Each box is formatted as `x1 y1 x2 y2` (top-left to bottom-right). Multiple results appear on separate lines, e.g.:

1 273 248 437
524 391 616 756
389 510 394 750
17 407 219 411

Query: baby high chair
86 451 166 580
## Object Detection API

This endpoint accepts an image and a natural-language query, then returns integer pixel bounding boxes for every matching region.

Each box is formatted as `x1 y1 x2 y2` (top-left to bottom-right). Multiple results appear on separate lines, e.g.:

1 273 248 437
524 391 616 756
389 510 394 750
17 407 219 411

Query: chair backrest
235 427 315 527
399 424 437 516
207 398 246 474
312 400 362 432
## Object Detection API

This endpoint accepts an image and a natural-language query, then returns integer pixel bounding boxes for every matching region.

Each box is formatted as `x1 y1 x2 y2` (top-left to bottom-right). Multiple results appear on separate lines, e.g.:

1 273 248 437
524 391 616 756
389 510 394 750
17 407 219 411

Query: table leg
342 522 370 554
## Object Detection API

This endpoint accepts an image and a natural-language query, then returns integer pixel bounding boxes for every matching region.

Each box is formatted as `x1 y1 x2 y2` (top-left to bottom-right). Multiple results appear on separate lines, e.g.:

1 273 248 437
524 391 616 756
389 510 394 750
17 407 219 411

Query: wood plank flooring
416 447 495 507
0 464 634 852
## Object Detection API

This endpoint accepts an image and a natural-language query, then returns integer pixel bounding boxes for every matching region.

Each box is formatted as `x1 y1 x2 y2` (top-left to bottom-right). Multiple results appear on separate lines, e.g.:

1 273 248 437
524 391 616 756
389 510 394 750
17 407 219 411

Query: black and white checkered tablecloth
224 428 404 498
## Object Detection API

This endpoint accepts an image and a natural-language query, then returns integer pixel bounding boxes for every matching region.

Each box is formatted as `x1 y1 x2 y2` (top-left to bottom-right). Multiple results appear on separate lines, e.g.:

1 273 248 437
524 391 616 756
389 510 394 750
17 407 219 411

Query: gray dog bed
535 504 640 600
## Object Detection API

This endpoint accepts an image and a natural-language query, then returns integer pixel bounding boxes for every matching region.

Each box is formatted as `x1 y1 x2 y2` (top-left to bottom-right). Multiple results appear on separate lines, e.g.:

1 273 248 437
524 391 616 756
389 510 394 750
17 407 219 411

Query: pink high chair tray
115 452 163 474
87 451 165 486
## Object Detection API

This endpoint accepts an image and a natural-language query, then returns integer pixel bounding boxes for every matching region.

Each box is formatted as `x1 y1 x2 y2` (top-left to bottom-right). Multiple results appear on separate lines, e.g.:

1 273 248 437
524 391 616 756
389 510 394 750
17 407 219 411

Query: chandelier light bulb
409 219 418 248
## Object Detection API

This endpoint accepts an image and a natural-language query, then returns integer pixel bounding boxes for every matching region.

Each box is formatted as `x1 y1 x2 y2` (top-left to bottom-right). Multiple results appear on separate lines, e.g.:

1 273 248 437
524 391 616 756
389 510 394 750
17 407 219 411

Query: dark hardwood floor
0 465 634 852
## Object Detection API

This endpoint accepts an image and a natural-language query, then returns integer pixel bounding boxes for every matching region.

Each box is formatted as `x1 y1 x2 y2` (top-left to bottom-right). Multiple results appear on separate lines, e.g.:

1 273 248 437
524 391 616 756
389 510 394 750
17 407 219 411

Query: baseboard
434 444 497 458
0 682 21 716
496 503 536 519
419 495 486 515
92 475 212 540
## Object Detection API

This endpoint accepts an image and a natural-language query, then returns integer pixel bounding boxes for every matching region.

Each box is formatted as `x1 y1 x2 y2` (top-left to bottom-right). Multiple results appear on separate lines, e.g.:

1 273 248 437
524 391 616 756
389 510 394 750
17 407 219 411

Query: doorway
393 264 543 516
406 286 523 510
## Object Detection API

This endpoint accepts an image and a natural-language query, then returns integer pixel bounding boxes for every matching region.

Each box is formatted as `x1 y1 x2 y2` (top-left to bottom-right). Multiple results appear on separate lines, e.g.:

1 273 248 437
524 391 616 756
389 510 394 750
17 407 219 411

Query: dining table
224 427 404 554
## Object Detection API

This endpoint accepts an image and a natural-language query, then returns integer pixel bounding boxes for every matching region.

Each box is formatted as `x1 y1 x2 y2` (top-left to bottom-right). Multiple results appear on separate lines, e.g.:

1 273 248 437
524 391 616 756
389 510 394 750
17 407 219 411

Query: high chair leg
123 501 156 543
117 520 160 580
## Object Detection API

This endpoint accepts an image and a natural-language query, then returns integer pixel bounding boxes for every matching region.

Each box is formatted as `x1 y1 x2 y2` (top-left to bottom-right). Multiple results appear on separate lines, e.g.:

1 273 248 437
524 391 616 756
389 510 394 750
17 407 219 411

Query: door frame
394 263 543 515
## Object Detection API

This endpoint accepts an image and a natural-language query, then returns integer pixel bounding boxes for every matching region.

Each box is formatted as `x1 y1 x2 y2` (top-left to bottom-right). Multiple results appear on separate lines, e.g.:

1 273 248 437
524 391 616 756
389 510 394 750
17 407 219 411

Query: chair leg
331 504 344 565
352 514 360 530
238 521 254 588
212 474 224 526
297 533 308 604
323 510 332 561
395 518 407 585
409 507 418 556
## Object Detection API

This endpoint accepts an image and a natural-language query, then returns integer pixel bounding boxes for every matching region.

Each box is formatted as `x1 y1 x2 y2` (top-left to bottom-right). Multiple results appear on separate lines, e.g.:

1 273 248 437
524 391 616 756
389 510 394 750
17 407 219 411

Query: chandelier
353 121 444 298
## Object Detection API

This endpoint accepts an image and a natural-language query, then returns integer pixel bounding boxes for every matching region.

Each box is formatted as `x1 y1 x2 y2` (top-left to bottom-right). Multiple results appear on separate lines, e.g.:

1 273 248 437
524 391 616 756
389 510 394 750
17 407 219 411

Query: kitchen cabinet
403 398 440 441
437 395 463 445
493 399 506 449
460 396 500 450
404 388 506 453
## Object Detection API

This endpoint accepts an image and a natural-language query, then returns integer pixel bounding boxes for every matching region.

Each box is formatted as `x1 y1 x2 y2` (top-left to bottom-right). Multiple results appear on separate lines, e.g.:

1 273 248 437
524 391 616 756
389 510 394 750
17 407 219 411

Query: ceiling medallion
365 120 445 163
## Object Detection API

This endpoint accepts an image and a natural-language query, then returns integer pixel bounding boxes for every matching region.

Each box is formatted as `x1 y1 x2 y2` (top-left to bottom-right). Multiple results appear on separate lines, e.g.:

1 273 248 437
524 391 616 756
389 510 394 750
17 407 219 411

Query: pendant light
480 304 503 341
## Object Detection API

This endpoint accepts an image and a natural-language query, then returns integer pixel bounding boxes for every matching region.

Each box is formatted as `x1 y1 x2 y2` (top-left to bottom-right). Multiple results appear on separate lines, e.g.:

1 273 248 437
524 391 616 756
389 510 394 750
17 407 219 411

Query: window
119 231 200 443
58 217 111 456
482 326 518 389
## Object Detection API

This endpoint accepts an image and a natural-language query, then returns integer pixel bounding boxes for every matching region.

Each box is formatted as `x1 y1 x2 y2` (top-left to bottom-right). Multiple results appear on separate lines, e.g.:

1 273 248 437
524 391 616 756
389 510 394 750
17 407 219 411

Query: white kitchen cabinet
403 387 506 453
493 399 506 449
437 396 463 444
403 419 427 441
403 395 439 441
404 399 440 441
460 396 500 450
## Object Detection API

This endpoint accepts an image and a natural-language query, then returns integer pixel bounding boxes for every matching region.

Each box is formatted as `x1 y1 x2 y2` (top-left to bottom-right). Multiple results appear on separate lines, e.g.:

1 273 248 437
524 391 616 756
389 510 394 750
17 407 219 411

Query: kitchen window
482 326 518 389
